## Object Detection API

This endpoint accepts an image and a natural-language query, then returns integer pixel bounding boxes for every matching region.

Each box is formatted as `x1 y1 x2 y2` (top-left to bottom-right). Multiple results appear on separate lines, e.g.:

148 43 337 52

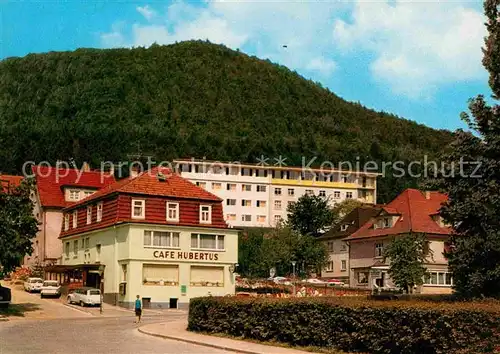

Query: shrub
236 286 291 294
188 297 500 354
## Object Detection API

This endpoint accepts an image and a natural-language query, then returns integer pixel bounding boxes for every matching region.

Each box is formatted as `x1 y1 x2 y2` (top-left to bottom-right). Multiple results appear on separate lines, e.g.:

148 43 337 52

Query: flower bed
188 296 500 354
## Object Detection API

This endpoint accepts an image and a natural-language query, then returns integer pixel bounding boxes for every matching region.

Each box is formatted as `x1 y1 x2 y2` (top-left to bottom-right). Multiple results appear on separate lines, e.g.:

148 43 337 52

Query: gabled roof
63 167 221 211
348 189 450 240
0 175 23 192
320 204 383 240
32 166 115 208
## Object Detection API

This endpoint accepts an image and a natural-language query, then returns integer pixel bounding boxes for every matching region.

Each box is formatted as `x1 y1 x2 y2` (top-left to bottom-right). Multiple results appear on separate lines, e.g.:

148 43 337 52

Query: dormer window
166 202 179 222
69 190 80 201
200 205 212 224
383 218 392 228
341 224 349 231
72 210 78 228
86 206 92 225
132 199 145 219
64 214 69 231
96 202 103 222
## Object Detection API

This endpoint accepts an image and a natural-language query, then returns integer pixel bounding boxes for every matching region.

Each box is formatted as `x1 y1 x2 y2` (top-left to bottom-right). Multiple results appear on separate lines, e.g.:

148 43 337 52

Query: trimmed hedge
188 297 500 354
236 286 291 294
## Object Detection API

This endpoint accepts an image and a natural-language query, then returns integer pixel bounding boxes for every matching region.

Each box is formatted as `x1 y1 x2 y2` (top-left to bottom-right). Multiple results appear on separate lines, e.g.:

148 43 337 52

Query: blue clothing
135 299 141 309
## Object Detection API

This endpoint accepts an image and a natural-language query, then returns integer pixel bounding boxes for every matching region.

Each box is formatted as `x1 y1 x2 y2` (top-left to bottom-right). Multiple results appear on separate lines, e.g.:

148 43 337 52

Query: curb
63 304 93 316
137 327 258 354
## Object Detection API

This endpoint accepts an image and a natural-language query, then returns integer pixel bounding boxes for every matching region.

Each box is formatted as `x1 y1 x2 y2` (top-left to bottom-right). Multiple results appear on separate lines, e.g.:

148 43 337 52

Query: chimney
425 191 431 200
82 162 90 172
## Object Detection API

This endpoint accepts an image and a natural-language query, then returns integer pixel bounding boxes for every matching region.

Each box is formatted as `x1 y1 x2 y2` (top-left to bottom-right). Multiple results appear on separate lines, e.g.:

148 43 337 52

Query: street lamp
291 261 297 296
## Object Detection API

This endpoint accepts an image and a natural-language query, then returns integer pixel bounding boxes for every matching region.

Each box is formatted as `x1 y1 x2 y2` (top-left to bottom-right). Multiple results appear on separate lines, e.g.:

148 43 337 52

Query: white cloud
136 5 156 20
333 1 487 97
306 57 337 77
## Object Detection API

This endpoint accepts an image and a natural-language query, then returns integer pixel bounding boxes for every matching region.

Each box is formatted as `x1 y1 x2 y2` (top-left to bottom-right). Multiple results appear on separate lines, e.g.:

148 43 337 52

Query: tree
332 199 363 223
287 194 335 237
384 233 429 294
431 0 500 298
0 179 39 275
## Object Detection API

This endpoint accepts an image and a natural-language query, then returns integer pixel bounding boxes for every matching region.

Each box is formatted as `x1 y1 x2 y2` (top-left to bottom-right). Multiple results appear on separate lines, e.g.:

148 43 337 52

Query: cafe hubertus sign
153 250 219 261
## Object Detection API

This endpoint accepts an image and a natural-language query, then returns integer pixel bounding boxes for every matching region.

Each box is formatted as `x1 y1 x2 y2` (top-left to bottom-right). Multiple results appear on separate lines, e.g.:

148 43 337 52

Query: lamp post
291 261 297 296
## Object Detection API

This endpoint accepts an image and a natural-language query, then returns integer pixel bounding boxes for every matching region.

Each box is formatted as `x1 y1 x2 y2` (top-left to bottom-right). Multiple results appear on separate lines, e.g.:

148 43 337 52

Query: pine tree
433 0 500 298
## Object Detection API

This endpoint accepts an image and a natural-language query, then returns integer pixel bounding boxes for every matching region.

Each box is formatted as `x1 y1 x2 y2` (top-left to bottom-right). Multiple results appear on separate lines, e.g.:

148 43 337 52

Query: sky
1 0 494 132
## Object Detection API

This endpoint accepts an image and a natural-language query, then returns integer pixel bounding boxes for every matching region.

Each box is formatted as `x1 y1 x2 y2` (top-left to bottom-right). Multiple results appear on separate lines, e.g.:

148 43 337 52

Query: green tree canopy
0 180 39 275
287 194 335 237
384 233 429 294
431 0 500 299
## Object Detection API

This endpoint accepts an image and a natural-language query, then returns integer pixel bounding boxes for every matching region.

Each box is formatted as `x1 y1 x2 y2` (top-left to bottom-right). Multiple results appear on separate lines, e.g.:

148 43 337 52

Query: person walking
134 295 142 323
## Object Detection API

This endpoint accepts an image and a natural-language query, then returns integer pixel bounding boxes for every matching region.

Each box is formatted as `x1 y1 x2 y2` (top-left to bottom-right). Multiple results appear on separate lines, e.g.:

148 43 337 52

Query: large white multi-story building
174 159 379 228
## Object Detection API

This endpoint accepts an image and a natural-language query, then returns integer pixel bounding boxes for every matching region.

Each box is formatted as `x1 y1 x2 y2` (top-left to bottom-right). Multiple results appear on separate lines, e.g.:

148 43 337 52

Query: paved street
0 285 230 354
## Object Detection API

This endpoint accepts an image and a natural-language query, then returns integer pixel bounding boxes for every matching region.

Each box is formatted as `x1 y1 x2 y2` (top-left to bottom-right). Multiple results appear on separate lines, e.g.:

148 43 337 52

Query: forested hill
0 40 454 202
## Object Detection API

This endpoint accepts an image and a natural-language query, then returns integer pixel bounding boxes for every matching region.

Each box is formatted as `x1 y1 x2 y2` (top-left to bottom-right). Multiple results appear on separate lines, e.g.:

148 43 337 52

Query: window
340 243 348 252
341 224 349 231
64 214 69 231
72 211 78 228
274 188 282 196
190 266 224 287
191 234 225 250
326 261 334 272
274 215 282 224
257 185 267 192
96 202 103 222
73 240 78 255
226 199 236 206
227 183 236 191
166 202 179 222
274 200 282 210
334 191 341 199
195 181 206 189
69 190 80 201
200 205 212 224
357 271 369 284
85 237 90 250
132 199 145 219
226 214 236 221
241 214 252 222
346 192 353 199
341 175 348 183
375 243 384 257
81 239 85 248
122 264 127 282
305 190 314 196
65 242 70 257
143 231 180 248
319 190 326 197
424 272 453 286
287 201 295 208
241 168 253 176
383 218 392 228
241 199 251 207
83 191 93 198
86 206 92 225
341 260 347 271
256 200 267 208
257 215 266 223
143 264 179 285
327 241 334 252
212 182 222 190
288 188 295 196
242 184 252 192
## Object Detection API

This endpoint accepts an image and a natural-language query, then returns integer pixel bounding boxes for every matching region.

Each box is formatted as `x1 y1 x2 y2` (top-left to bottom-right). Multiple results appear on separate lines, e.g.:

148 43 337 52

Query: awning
44 264 104 273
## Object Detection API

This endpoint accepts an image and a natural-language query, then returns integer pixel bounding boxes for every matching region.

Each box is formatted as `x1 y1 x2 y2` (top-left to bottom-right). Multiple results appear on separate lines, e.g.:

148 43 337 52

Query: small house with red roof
58 167 239 309
26 164 115 266
0 174 24 193
347 189 452 294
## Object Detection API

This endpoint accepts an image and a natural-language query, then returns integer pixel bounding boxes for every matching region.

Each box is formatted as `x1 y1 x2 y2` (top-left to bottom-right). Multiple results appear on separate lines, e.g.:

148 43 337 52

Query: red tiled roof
33 166 115 208
348 189 450 240
64 167 221 210
0 175 23 192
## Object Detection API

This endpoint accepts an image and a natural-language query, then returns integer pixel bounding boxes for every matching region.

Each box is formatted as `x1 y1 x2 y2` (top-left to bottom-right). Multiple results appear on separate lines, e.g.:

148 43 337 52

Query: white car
304 278 327 285
24 277 43 292
67 287 101 307
40 280 61 298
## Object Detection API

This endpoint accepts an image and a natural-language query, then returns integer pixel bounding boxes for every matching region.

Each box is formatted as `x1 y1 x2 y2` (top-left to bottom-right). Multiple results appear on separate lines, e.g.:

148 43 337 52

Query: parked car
0 284 11 309
67 287 101 307
24 277 43 292
326 279 346 287
304 278 327 285
40 280 61 298
268 276 292 285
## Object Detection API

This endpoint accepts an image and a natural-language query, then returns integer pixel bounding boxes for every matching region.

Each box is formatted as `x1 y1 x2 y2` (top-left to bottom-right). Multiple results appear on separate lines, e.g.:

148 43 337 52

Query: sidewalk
138 320 319 354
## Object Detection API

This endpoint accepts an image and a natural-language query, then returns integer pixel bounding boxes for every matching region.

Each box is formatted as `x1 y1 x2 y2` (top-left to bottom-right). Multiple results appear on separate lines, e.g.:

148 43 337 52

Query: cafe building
59 167 239 309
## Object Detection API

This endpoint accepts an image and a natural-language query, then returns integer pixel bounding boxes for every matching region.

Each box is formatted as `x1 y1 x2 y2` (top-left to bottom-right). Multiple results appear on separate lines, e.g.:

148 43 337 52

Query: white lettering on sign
153 251 219 261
